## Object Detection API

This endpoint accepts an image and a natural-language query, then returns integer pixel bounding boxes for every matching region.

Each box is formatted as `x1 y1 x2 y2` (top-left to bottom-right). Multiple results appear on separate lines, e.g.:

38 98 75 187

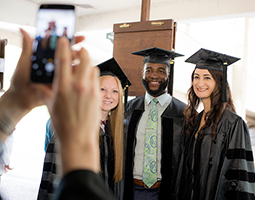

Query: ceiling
28 0 145 16
1 0 255 33
0 0 171 28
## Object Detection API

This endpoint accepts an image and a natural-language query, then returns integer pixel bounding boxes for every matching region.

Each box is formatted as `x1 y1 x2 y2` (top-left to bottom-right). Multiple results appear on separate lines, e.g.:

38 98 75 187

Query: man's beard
142 79 169 97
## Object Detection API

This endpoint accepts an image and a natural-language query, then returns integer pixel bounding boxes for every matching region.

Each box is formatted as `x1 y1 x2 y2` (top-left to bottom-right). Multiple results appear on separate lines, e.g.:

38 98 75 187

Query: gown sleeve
53 170 115 200
216 117 255 200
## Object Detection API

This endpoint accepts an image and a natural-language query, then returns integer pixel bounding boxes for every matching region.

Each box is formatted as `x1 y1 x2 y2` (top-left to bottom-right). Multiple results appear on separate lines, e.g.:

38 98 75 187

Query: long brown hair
99 75 124 182
184 69 236 140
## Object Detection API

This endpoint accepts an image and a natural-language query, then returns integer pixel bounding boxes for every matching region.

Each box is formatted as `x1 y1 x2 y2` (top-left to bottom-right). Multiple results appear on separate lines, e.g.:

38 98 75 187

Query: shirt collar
145 92 171 107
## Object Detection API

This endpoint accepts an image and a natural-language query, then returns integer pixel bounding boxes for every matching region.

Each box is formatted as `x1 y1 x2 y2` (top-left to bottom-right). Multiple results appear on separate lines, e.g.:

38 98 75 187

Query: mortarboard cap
185 48 240 102
132 47 184 66
97 58 131 110
132 47 184 96
185 48 240 71
98 58 131 89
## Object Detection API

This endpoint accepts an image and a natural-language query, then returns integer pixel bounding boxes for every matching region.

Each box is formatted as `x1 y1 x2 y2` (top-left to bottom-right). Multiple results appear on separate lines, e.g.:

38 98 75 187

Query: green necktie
142 98 159 188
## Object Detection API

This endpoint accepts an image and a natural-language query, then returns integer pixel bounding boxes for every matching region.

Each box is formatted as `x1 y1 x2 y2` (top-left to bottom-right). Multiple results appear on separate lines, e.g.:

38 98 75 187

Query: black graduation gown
100 120 123 200
123 95 186 200
53 170 114 200
175 109 255 200
37 133 60 200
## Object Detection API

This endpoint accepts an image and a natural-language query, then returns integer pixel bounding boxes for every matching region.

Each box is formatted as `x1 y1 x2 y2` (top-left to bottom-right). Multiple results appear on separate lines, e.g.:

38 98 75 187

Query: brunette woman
175 48 255 200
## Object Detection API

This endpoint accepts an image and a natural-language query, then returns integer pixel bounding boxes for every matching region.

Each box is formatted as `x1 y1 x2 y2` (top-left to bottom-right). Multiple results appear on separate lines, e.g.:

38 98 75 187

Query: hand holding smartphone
30 4 76 83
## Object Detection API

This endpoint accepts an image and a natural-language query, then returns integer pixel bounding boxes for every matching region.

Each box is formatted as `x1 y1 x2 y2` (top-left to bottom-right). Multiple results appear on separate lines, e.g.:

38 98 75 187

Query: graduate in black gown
123 47 186 200
97 58 131 199
175 48 255 200
38 58 130 200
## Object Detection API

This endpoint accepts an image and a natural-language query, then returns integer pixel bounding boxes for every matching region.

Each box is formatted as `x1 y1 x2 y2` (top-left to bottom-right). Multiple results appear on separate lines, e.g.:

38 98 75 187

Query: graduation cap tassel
221 62 228 102
124 85 129 111
168 60 174 96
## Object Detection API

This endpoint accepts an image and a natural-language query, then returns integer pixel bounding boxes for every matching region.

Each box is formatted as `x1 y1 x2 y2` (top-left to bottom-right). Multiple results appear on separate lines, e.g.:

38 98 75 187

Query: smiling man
142 62 170 97
123 47 186 200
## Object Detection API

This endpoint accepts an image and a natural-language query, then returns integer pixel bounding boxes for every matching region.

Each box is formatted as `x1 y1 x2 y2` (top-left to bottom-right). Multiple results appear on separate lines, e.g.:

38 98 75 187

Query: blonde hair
99 75 124 182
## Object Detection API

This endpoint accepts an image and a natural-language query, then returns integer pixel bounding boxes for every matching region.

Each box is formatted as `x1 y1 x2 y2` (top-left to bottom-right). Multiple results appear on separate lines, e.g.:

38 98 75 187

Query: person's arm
48 37 114 199
0 29 112 199
0 29 44 143
55 170 114 200
11 29 101 177
217 117 255 198
0 134 14 171
47 36 101 175
0 30 85 143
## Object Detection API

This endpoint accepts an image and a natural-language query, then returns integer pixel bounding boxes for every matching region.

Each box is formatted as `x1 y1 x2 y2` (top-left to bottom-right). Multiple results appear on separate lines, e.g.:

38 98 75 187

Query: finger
88 67 101 138
74 47 91 82
12 29 33 80
74 35 85 44
71 50 81 66
90 66 100 95
90 67 101 107
54 37 72 90
20 29 33 56
71 50 80 61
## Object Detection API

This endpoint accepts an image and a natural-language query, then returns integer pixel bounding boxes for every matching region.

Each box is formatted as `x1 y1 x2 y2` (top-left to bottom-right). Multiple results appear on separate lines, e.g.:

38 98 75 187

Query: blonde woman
93 58 131 199
38 58 130 200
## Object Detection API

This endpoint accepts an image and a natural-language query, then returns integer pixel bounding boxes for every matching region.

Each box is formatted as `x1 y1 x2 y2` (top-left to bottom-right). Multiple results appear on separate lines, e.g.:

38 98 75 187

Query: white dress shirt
133 92 172 180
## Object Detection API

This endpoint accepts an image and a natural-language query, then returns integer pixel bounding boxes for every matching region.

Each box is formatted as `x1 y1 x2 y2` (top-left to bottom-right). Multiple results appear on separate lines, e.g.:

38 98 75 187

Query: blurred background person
0 133 13 183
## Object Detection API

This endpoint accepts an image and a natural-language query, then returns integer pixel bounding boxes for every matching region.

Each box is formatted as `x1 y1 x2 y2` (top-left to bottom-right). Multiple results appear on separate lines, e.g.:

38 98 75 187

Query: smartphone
30 4 76 83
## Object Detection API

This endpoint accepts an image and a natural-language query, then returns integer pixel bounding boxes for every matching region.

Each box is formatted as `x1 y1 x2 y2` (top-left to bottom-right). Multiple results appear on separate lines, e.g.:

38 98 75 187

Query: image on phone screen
31 4 75 83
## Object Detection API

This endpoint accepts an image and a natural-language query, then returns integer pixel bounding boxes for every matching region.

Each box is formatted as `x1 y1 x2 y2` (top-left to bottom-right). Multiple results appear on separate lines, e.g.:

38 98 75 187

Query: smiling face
192 68 216 100
100 76 119 113
142 62 169 97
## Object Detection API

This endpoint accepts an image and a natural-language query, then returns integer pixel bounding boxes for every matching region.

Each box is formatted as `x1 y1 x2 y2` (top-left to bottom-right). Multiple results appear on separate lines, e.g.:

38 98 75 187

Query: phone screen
31 4 75 83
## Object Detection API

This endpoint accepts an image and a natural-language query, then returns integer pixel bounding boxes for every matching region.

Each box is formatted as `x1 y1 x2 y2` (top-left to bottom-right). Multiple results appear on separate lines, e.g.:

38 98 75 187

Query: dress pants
134 184 159 200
